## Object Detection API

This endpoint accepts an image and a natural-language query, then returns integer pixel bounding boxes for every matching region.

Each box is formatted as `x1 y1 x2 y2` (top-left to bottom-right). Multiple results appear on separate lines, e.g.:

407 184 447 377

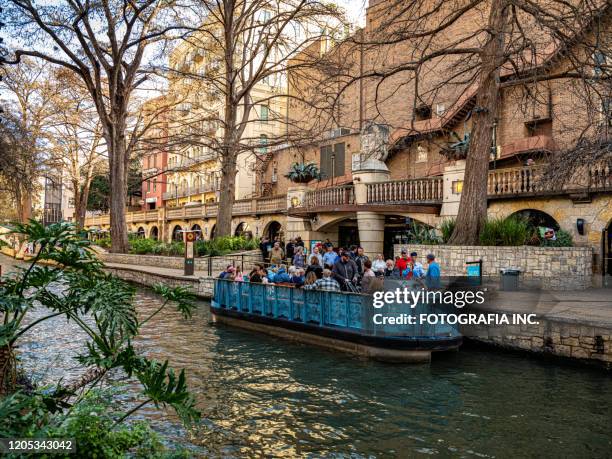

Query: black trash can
500 268 521 291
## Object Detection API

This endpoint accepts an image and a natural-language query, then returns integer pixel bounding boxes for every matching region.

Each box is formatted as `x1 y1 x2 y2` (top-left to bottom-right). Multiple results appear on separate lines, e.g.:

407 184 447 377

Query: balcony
498 135 555 160
487 163 611 198
367 177 443 204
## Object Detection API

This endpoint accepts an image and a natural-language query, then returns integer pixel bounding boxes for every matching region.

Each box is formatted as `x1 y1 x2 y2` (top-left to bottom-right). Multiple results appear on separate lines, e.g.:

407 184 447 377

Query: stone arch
210 224 217 240
136 226 145 238
150 226 159 240
234 222 249 236
509 209 560 230
191 223 202 239
263 220 283 241
172 225 184 241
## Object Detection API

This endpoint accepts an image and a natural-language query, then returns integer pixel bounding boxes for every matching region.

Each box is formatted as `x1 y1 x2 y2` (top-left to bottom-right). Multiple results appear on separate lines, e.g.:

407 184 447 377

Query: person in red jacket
395 249 410 273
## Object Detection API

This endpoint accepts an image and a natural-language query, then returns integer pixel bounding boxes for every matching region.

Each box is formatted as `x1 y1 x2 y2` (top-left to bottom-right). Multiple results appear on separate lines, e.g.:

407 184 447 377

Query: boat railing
212 278 459 339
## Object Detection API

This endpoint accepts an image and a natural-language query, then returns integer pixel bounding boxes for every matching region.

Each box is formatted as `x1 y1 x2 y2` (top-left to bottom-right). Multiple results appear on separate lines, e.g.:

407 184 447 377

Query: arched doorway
150 226 159 240
383 215 435 259
234 222 249 237
509 209 559 230
172 225 183 241
210 224 217 240
264 221 282 242
137 227 145 238
191 224 202 240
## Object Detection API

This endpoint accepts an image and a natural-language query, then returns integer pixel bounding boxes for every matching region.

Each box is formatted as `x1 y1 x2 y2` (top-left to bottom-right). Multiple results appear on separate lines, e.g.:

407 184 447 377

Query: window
416 144 428 163
452 180 463 194
258 134 268 154
260 105 269 122
414 104 432 121
319 142 345 179
153 181 157 192
147 180 151 192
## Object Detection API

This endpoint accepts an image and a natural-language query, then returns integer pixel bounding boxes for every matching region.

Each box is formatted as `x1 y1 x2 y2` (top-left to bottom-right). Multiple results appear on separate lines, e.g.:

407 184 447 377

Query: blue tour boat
211 279 462 363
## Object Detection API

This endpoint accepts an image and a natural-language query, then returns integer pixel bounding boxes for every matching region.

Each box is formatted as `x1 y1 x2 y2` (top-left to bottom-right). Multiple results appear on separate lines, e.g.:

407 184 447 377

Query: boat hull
211 305 462 363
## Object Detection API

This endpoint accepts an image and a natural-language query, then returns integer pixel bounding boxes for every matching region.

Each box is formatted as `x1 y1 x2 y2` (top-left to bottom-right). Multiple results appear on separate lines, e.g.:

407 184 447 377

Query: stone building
84 0 612 278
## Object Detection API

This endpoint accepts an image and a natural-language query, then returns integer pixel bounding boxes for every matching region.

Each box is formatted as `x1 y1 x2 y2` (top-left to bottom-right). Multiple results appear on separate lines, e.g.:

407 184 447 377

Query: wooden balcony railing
366 177 443 204
304 186 355 207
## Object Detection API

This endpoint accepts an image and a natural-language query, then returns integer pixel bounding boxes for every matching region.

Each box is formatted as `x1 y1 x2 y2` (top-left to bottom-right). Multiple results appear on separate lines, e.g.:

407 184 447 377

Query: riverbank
2 254 610 369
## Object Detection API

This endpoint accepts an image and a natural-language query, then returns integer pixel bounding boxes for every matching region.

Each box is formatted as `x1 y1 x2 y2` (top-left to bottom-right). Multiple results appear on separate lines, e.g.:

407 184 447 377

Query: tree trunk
216 151 237 237
448 0 507 245
75 180 91 232
19 188 33 223
106 118 130 253
0 344 16 395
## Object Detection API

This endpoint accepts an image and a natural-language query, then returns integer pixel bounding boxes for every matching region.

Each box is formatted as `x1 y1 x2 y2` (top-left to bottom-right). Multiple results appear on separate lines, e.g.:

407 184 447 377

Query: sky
339 0 368 27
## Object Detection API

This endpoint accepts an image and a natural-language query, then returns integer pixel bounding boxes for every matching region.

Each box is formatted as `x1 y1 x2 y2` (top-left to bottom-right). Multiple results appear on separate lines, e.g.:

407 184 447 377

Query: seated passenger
290 267 305 286
219 265 235 279
302 271 318 290
313 269 341 292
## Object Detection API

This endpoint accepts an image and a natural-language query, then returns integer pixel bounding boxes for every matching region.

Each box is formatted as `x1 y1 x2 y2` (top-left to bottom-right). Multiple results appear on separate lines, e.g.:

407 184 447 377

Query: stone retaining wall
100 249 262 274
466 315 612 369
105 265 214 298
394 244 592 289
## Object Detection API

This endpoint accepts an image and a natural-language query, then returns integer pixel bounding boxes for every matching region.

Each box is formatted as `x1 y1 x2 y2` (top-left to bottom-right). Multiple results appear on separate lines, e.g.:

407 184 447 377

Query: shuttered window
319 142 345 179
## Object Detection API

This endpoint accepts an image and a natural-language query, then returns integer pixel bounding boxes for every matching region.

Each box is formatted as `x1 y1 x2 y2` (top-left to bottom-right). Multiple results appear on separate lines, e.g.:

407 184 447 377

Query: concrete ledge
212 313 434 363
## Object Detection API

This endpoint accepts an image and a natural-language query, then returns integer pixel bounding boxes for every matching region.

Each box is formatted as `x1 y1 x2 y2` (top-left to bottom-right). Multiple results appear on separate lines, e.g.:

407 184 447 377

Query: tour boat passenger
293 246 306 268
269 241 285 266
306 256 323 279
313 269 341 292
372 253 386 274
302 272 318 290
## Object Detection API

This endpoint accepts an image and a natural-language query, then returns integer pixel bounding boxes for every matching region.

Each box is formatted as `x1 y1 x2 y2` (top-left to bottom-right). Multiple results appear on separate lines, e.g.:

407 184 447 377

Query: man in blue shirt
425 253 441 289
322 245 339 268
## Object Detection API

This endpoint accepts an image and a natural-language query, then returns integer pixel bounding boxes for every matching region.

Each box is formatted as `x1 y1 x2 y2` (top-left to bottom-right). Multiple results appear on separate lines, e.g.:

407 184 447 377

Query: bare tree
326 0 611 244
46 69 105 231
4 0 184 252
0 58 55 222
163 0 346 236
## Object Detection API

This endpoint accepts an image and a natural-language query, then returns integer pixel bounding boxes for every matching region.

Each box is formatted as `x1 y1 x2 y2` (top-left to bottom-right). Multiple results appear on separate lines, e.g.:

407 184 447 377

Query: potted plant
285 162 320 183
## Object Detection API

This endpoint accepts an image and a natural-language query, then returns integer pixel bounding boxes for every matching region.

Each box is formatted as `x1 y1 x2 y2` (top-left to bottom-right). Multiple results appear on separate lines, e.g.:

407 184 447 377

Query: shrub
95 237 112 249
129 238 161 255
540 229 573 247
479 216 530 246
407 220 440 244
439 218 456 243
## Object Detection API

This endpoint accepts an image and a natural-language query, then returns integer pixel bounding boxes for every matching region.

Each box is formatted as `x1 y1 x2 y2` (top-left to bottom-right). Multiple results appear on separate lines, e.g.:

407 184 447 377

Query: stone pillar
357 211 386 257
353 161 390 258
440 160 466 219
286 185 312 242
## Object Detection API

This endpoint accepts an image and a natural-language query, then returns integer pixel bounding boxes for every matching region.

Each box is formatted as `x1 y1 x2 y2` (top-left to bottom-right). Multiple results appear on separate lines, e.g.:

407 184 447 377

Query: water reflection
17 288 612 458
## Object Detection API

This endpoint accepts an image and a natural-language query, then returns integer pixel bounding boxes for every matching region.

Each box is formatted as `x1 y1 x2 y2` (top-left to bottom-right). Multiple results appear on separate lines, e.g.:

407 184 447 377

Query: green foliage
285 162 320 183
0 388 185 458
439 218 456 243
129 238 161 255
540 229 574 247
0 220 200 451
196 235 259 257
479 216 530 246
406 220 440 244
95 237 112 249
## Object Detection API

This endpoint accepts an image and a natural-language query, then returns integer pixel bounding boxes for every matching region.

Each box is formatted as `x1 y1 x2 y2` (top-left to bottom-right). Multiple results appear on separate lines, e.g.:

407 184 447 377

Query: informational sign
466 260 482 286
310 240 322 254
184 230 196 276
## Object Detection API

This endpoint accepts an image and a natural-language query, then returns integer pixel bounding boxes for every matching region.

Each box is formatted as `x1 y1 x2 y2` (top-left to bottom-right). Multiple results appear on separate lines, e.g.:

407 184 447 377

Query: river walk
2 254 611 368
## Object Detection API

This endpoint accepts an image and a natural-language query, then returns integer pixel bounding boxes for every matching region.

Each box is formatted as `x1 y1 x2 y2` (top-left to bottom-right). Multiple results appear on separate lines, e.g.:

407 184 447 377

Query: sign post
184 230 196 276
466 259 482 286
